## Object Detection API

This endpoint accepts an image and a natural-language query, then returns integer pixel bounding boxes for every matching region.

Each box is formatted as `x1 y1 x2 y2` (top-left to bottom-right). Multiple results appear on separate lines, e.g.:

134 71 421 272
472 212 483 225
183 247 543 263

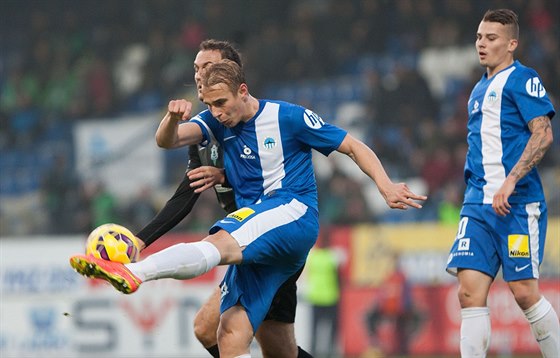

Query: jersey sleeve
510 69 556 123
186 144 201 172
190 110 222 146
290 106 347 156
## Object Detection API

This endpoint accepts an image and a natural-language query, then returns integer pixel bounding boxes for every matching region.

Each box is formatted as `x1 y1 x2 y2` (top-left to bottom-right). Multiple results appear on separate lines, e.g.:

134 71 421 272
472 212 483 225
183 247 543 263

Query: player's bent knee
193 309 219 346
193 320 215 346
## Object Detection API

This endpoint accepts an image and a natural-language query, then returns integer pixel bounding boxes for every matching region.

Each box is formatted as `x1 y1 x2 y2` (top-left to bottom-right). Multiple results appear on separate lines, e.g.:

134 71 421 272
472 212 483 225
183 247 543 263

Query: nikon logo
509 250 529 258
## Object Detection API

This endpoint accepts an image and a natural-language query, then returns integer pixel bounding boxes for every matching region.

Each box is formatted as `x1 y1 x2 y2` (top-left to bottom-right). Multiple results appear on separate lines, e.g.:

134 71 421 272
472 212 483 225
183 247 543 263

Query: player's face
201 83 246 127
193 50 223 100
476 21 517 76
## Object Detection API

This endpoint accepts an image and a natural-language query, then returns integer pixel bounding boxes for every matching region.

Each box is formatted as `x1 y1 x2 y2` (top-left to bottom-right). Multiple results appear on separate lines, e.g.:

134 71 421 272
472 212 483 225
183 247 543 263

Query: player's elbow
155 133 175 149
545 128 553 149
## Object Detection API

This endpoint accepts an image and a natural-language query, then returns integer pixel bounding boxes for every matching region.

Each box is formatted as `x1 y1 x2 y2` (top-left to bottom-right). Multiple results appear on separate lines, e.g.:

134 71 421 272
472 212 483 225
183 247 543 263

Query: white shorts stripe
526 202 541 279
231 198 307 247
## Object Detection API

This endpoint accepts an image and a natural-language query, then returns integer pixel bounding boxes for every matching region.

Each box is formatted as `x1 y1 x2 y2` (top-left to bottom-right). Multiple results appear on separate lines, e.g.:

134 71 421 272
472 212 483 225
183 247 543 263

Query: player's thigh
446 206 501 278
256 320 297 358
193 287 221 342
263 267 301 322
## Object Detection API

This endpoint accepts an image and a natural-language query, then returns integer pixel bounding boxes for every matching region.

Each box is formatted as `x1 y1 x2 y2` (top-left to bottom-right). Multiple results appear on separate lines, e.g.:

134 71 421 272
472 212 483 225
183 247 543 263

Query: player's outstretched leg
69 254 142 294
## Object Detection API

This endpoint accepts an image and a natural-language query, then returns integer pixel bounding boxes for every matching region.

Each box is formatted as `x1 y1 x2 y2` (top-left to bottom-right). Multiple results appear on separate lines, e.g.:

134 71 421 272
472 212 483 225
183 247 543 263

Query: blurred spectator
124 185 158 233
305 234 343 358
366 253 423 355
41 153 80 234
438 182 462 226
89 180 117 228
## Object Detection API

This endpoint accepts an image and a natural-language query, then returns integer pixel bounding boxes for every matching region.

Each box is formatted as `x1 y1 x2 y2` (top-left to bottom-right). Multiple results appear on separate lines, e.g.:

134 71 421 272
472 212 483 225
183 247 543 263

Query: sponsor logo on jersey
508 234 530 258
471 100 479 114
227 207 255 222
240 145 256 159
525 77 546 98
263 137 276 149
303 109 325 129
487 90 498 102
458 238 470 251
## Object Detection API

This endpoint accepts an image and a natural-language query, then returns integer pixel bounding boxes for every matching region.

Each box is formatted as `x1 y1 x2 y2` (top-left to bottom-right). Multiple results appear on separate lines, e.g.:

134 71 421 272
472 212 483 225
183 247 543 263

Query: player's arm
493 115 553 216
156 99 204 149
135 174 200 250
336 133 427 209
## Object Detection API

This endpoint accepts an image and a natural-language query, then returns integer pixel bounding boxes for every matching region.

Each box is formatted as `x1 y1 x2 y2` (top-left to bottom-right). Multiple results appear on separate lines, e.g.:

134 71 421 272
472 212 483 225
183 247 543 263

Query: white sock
460 307 490 357
234 355 251 358
125 242 221 281
523 297 560 357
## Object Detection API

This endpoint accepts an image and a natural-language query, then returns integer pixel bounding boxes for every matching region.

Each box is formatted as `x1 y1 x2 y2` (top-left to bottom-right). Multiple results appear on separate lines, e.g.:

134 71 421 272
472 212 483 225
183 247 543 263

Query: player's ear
508 38 518 53
239 83 249 99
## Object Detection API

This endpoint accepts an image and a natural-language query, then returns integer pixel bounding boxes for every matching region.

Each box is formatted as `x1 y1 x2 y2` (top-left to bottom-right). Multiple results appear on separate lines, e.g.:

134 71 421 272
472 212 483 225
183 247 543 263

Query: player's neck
241 95 260 122
486 58 514 78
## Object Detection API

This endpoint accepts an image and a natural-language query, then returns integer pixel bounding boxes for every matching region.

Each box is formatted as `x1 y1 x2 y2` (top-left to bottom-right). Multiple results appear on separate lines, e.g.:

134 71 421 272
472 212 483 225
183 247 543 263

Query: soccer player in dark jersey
128 40 311 358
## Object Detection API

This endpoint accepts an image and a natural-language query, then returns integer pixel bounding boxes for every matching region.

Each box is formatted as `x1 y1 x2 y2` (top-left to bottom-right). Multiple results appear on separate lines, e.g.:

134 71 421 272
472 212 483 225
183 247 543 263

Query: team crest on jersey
487 90 498 102
210 144 219 165
263 137 276 149
508 234 529 258
227 207 255 222
525 77 546 98
303 109 325 129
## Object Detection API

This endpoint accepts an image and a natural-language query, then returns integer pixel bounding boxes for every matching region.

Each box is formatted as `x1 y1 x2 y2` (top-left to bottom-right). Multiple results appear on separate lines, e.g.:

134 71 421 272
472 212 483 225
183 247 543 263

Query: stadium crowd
1 0 558 236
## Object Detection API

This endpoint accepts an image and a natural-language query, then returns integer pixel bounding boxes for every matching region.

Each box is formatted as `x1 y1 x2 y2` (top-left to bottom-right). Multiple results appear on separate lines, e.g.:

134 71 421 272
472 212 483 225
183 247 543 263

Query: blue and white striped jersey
191 99 347 210
463 60 555 204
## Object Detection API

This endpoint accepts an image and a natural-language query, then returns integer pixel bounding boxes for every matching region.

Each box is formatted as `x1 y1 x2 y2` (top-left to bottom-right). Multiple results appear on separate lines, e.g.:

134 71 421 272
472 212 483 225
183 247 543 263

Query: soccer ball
85 223 140 263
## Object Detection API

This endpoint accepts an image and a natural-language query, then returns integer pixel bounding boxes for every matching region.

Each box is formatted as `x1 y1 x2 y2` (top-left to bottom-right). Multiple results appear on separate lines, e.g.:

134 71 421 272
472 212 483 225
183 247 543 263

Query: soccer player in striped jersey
71 58 426 357
445 9 559 357
132 39 311 358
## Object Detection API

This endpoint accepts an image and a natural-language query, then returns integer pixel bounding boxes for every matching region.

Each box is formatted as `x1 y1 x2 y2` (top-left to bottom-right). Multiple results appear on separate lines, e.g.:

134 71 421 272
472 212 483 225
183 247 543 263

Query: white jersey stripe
526 202 541 278
255 103 285 195
191 117 216 143
230 198 307 247
481 67 515 203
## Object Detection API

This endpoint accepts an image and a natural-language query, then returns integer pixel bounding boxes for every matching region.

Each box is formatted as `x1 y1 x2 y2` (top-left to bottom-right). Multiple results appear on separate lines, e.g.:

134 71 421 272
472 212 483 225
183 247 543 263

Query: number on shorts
456 217 468 239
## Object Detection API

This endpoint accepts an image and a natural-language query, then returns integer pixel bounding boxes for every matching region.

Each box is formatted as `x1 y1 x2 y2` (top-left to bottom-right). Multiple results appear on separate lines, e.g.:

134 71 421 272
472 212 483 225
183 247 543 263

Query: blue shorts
446 201 547 281
210 192 318 332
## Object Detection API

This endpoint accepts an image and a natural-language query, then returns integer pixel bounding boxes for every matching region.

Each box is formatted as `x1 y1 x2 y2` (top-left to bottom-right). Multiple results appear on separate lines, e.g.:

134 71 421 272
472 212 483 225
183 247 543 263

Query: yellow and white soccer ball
85 223 140 263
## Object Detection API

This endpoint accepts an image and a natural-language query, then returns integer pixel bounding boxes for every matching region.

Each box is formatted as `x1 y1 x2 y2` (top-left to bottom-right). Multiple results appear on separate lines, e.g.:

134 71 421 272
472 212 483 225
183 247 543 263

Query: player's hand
188 166 226 193
492 180 515 216
167 99 193 122
382 182 427 210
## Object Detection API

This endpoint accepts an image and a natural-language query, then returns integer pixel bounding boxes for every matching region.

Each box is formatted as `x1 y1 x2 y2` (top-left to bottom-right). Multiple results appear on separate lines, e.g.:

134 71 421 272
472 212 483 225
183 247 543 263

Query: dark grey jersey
187 140 237 213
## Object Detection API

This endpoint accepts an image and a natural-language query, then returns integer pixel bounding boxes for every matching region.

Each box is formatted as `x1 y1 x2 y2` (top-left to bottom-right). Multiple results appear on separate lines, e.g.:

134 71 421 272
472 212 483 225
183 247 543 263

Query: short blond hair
201 59 246 94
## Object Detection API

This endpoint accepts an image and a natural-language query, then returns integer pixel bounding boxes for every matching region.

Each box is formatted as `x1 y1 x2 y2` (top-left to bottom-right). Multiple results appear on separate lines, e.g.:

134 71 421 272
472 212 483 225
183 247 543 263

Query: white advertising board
0 237 311 358
73 113 163 199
